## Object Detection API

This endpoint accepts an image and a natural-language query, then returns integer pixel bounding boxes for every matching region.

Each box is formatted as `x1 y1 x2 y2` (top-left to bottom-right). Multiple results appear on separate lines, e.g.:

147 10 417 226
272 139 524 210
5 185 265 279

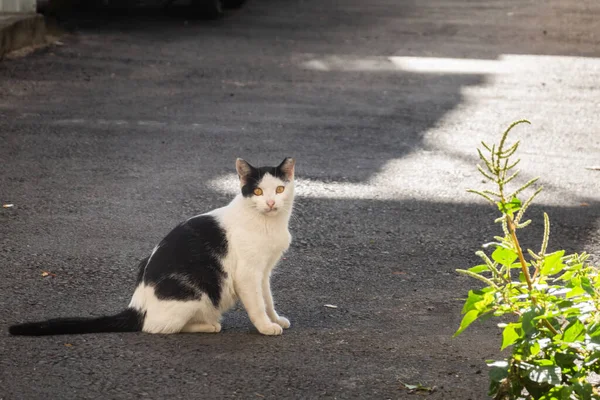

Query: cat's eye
276 186 285 194
253 188 263 196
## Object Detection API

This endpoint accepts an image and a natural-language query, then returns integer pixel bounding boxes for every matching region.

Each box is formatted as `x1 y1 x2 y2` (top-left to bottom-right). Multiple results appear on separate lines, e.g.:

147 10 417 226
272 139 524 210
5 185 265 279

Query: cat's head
235 157 295 217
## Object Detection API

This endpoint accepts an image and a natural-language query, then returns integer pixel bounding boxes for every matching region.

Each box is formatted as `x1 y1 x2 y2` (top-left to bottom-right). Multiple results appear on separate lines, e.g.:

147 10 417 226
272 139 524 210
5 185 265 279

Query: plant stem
543 319 560 336
506 216 533 290
507 214 560 336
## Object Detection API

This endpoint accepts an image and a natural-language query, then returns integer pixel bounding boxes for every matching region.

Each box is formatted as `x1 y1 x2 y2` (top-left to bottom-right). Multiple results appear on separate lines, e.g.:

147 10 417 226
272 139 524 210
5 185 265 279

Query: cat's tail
8 308 145 336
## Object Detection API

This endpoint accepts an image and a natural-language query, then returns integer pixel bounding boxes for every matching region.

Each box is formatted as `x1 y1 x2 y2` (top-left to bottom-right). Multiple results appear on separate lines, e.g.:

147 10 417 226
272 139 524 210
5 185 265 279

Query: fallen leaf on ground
393 271 406 275
2 204 14 208
581 203 590 207
255 394 265 398
399 381 436 394
41 271 56 277
64 343 73 347
324 304 338 309
223 80 250 87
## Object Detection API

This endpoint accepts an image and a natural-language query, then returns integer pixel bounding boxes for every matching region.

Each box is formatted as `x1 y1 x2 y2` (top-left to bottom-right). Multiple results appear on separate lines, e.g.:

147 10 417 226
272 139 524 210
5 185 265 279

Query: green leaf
529 341 541 357
581 277 596 296
528 365 562 385
589 323 600 344
556 300 574 310
510 262 529 269
487 360 509 383
566 285 586 299
524 381 553 400
572 382 594 400
492 246 518 267
554 352 577 369
487 380 501 398
461 290 484 314
540 250 565 276
497 197 522 216
453 309 479 337
533 359 555 367
461 288 495 317
562 319 585 343
519 270 528 283
522 308 543 335
468 264 489 273
539 386 571 400
557 269 574 282
501 323 522 350
584 351 600 367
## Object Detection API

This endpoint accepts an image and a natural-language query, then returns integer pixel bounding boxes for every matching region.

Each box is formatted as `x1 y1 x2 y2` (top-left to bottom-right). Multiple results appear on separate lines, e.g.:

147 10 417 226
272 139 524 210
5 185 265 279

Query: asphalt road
1 0 599 399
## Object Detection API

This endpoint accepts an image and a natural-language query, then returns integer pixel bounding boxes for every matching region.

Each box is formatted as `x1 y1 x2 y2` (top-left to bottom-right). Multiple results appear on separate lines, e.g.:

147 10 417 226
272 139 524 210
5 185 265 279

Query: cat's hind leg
181 299 223 333
181 322 222 333
140 293 202 334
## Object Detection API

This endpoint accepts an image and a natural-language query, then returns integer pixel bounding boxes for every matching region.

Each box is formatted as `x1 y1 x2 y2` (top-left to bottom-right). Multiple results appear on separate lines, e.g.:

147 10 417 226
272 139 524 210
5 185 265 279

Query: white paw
212 323 222 333
257 322 284 336
276 316 290 329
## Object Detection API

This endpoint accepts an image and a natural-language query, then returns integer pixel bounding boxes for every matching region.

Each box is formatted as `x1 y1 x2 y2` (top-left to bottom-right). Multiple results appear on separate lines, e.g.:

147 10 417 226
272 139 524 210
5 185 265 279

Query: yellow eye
276 186 285 194
253 188 263 196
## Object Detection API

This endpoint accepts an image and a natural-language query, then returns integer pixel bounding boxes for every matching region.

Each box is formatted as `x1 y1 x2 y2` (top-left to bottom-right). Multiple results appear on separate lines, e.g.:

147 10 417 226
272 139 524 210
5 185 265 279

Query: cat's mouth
265 207 279 214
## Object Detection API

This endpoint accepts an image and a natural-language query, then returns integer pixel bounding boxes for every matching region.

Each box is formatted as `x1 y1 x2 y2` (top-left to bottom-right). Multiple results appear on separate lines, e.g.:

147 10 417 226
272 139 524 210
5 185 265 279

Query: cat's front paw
257 322 283 336
275 316 290 329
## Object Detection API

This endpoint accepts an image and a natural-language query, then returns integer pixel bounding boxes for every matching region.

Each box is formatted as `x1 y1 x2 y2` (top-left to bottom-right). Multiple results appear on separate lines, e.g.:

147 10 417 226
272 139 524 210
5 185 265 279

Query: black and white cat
9 157 296 336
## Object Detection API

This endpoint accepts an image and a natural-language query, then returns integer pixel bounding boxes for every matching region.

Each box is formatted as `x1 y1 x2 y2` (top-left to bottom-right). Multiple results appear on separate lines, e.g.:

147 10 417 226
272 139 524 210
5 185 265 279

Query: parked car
37 0 248 19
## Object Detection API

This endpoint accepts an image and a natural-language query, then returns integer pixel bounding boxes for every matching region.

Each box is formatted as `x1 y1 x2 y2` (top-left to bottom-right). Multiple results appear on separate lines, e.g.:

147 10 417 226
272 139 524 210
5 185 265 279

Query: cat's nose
267 200 275 209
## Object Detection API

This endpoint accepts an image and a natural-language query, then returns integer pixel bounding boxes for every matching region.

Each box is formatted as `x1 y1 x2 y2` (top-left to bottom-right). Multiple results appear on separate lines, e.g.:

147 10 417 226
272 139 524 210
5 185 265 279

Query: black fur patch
153 277 198 300
142 215 228 306
241 166 288 197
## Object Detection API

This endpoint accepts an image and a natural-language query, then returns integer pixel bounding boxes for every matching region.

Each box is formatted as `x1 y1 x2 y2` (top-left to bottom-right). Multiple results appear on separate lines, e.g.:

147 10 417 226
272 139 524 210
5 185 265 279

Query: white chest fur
213 196 292 271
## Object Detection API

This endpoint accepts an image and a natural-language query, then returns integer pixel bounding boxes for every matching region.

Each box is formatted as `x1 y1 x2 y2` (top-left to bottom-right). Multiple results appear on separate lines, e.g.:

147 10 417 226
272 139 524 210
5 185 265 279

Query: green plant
454 120 600 399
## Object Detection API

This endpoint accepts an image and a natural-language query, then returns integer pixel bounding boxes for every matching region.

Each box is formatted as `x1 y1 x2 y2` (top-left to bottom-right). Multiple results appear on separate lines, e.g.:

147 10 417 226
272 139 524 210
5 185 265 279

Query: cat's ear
236 158 255 185
278 157 295 180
